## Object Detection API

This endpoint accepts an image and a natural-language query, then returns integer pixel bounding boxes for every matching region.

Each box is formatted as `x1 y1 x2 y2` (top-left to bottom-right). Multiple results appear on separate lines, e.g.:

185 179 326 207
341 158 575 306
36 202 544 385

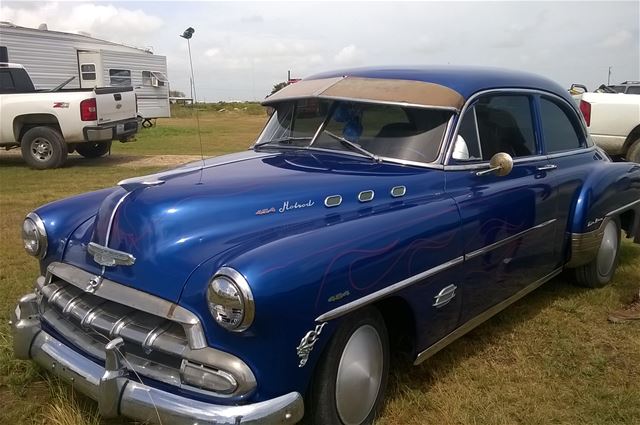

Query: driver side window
454 94 538 162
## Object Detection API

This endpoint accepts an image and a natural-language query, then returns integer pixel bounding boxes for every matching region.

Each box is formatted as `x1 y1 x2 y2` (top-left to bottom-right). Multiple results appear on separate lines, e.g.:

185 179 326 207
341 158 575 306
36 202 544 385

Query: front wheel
75 141 112 158
307 307 389 425
574 218 621 288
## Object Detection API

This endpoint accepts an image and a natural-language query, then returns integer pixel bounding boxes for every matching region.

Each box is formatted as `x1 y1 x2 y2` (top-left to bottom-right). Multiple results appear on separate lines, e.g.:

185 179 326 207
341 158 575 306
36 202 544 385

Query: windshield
255 99 452 164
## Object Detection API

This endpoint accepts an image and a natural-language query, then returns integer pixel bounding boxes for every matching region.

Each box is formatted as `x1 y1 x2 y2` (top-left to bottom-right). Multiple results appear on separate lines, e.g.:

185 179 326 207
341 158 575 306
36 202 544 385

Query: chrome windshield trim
314 95 459 112
414 267 562 365
465 219 557 260
46 262 207 349
315 256 464 322
606 199 640 217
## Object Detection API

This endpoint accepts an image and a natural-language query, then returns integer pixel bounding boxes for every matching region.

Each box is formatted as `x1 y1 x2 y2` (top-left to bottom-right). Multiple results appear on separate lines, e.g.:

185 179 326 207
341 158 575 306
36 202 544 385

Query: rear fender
566 161 640 267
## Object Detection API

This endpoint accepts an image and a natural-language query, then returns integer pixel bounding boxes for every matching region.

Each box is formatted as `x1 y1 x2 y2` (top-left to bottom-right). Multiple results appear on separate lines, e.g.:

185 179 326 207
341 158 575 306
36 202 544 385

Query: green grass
0 108 639 424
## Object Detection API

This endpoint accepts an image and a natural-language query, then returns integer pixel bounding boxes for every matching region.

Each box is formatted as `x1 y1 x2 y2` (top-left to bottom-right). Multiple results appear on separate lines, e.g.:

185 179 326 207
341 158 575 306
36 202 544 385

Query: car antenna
180 27 205 183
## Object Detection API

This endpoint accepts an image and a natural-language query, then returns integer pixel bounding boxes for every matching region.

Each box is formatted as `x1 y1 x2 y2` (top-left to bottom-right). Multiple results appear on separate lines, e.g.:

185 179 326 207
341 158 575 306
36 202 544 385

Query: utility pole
608 66 612 85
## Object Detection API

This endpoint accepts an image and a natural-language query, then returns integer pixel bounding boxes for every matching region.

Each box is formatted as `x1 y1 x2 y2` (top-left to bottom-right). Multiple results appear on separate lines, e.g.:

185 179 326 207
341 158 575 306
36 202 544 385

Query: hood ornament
88 242 136 267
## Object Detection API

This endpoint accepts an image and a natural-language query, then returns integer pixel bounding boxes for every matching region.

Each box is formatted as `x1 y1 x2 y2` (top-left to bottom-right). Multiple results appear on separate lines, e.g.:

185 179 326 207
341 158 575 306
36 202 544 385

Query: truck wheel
574 218 621 288
306 307 389 425
20 126 68 169
75 141 112 158
627 138 640 164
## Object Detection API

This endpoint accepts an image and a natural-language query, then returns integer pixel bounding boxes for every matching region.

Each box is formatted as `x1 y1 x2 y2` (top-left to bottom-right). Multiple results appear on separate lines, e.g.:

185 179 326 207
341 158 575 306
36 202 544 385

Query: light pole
180 27 204 170
180 27 197 104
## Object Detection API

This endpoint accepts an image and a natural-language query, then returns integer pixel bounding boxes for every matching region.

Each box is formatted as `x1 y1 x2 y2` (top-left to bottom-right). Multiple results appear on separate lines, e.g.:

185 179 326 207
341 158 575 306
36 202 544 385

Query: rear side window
471 95 537 160
627 86 640 95
0 70 15 91
109 69 131 86
539 98 583 153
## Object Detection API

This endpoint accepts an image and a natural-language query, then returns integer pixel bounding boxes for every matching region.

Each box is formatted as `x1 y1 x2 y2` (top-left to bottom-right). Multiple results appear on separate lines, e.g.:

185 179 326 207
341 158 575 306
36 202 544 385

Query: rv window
81 64 96 81
151 72 168 82
142 71 167 87
109 69 131 86
142 71 152 86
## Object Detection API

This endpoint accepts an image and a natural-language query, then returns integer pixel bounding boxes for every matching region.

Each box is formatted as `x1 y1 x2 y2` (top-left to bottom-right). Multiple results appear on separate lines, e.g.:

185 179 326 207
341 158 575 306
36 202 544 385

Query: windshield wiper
323 130 381 162
254 136 312 148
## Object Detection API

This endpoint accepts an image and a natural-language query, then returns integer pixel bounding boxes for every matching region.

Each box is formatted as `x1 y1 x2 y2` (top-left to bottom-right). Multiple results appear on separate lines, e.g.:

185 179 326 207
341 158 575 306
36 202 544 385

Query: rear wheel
626 138 640 164
20 126 68 169
76 141 112 158
306 307 389 425
574 218 621 288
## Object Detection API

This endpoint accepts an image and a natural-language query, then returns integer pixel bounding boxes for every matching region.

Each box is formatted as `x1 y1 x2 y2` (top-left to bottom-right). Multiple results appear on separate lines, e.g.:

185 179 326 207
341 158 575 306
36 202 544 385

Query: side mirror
476 152 514 177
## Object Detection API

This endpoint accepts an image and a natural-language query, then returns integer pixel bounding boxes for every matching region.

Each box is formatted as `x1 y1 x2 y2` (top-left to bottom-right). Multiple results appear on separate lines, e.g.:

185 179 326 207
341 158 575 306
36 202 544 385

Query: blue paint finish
33 188 118 271
26 67 640 409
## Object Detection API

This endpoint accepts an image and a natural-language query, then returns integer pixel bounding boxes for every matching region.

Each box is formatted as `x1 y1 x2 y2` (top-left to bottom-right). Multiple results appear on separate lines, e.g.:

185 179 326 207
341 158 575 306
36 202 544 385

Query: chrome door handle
537 164 558 171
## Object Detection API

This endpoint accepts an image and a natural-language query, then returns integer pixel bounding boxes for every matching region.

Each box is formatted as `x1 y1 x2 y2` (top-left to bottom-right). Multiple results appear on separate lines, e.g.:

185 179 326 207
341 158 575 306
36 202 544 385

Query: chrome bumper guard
11 294 304 425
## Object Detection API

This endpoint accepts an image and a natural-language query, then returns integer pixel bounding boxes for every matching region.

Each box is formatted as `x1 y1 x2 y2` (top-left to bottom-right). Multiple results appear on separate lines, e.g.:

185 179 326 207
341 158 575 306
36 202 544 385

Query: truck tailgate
94 87 137 124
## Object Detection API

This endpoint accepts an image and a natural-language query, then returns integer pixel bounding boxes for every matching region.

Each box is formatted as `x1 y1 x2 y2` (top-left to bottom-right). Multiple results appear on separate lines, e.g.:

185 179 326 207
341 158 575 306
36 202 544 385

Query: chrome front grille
35 262 258 398
40 279 189 386
41 279 189 358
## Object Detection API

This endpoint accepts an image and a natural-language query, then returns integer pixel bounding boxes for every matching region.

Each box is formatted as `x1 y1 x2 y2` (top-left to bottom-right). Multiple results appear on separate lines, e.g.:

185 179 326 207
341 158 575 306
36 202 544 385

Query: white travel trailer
0 22 170 120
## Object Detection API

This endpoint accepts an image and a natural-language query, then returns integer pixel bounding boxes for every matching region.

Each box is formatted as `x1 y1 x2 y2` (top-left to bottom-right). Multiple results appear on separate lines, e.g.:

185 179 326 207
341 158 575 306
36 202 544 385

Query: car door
445 93 561 323
536 94 596 259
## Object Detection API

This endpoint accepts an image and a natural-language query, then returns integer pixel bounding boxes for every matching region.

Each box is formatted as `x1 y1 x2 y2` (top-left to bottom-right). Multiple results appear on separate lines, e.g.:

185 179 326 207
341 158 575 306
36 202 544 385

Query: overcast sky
2 1 638 101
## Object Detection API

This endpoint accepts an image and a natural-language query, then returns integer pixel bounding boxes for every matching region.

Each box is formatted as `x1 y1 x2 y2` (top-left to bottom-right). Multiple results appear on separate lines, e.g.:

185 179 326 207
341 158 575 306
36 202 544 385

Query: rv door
77 51 103 88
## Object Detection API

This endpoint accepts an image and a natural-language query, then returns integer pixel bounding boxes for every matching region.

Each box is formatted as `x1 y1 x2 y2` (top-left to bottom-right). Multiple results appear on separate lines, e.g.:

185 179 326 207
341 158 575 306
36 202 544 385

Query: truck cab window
0 70 16 91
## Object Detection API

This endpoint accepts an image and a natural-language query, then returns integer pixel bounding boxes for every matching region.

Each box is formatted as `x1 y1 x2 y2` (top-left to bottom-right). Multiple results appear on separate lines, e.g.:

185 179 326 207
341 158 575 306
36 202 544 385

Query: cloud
0 2 162 44
334 45 364 65
596 30 633 48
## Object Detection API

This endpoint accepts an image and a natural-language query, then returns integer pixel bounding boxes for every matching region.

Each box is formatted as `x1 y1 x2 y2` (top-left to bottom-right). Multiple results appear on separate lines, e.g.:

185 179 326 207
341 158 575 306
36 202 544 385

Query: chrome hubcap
335 324 383 425
31 138 53 162
597 221 618 276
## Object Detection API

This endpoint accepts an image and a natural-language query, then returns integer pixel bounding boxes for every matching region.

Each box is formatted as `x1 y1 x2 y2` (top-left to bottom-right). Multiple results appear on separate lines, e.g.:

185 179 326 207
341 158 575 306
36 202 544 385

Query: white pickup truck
572 86 640 163
1 63 138 169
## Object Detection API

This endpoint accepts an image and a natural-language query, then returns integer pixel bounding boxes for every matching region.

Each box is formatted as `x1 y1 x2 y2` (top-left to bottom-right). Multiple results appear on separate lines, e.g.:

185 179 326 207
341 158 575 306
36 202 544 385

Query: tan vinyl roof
262 76 465 110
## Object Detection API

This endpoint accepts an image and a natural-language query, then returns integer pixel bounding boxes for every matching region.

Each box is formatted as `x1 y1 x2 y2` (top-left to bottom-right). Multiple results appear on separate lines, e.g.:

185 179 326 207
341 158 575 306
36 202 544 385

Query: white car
0 63 138 169
571 86 640 163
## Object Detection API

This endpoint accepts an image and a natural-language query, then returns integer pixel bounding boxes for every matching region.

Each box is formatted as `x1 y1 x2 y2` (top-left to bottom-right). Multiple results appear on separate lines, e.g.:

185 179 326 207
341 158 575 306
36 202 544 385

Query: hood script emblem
87 242 136 267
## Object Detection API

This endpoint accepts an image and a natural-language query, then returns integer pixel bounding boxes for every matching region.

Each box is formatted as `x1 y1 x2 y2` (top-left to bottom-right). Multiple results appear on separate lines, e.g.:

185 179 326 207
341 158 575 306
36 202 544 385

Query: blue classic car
12 66 640 425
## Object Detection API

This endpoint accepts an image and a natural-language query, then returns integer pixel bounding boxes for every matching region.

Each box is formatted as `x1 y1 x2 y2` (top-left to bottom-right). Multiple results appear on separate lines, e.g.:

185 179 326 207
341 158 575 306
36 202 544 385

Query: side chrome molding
315 256 464 322
413 267 562 365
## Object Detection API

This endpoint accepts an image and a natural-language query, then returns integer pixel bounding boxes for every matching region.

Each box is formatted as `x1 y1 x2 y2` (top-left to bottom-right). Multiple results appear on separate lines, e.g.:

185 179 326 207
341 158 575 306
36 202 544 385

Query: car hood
62 150 437 302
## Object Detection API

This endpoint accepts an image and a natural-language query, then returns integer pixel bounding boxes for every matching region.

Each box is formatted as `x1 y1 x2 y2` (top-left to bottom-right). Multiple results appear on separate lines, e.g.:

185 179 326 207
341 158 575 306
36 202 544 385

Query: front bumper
83 118 139 142
11 293 304 425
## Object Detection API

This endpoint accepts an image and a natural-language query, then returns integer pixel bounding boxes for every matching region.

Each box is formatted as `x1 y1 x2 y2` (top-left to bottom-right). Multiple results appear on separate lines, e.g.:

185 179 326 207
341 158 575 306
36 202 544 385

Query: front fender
178 192 462 402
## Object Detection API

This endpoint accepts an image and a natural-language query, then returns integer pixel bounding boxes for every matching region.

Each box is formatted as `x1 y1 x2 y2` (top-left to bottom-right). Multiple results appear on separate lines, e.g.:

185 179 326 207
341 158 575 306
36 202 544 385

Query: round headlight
22 213 47 258
207 268 254 332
